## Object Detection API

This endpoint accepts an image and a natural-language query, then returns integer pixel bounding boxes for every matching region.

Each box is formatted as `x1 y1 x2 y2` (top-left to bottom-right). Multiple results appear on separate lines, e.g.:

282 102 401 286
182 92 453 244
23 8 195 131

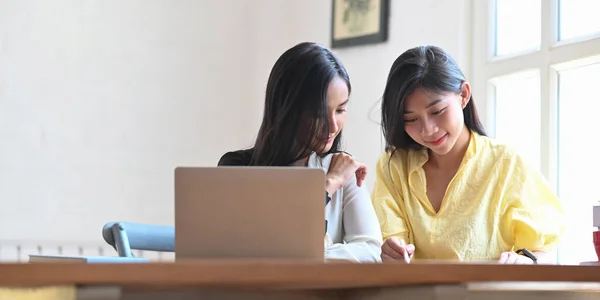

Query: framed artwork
331 0 390 49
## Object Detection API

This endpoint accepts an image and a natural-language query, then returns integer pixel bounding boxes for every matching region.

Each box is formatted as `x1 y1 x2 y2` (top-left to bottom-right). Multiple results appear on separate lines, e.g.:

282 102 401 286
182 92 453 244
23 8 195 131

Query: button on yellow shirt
371 131 565 261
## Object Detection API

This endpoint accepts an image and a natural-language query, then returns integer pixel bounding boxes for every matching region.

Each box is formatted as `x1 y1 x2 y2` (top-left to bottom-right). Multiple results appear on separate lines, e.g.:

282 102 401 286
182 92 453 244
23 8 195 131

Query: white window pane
557 62 600 265
559 0 600 41
492 71 541 171
494 0 541 57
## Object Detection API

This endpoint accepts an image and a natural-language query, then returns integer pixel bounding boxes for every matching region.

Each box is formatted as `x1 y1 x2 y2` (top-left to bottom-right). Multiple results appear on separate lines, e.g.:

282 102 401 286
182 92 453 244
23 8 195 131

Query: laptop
174 166 325 261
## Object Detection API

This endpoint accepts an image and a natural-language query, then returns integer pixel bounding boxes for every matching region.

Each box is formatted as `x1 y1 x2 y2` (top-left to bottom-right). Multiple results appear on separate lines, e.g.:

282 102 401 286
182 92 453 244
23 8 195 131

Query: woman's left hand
497 251 534 264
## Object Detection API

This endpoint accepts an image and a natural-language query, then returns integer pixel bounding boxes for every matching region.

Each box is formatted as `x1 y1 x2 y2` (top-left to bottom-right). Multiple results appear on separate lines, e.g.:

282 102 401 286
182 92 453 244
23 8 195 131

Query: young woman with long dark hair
372 45 565 264
219 42 382 262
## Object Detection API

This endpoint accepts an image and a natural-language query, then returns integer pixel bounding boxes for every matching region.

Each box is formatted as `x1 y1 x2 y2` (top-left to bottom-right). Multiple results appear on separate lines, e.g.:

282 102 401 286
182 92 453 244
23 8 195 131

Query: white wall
0 0 252 241
0 0 473 243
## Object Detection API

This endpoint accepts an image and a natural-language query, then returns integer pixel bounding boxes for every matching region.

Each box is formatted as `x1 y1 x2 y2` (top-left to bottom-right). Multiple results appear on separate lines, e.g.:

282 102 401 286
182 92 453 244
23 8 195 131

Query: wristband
516 248 538 264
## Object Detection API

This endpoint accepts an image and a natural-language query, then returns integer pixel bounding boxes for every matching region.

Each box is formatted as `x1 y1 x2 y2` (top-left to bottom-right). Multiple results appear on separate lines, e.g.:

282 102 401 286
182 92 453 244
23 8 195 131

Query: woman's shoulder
474 134 538 178
315 151 372 171
375 147 415 171
217 148 254 166
311 151 350 170
476 135 527 164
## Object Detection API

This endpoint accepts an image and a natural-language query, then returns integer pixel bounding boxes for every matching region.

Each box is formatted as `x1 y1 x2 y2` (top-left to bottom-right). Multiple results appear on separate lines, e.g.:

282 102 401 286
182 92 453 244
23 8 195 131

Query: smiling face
314 76 349 153
403 84 471 155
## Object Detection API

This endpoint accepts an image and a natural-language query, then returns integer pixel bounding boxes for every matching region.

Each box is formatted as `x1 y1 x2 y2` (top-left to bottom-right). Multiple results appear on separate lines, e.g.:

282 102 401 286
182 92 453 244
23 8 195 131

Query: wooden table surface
2 260 600 289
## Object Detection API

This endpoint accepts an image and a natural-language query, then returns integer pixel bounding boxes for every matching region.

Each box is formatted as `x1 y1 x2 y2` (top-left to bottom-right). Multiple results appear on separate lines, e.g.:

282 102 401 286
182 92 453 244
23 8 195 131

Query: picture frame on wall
331 0 390 49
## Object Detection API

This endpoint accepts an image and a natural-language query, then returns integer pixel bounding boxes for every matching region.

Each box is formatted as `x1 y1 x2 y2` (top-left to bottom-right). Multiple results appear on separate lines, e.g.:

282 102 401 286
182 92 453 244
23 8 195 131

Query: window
556 62 600 264
491 70 542 170
473 0 600 264
558 0 600 42
494 0 541 57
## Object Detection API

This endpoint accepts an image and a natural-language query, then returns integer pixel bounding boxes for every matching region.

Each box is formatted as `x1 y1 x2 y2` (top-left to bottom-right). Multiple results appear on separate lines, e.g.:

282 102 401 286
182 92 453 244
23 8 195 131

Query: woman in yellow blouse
372 45 565 264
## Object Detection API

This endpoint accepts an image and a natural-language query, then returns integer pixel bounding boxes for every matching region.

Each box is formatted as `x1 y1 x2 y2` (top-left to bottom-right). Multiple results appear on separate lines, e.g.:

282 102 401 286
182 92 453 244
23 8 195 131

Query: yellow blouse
371 131 565 261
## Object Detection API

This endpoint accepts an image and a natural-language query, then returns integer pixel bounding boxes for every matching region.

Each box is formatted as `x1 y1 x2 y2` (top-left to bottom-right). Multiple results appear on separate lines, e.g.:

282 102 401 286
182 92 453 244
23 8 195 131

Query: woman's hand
325 153 368 195
381 237 414 263
497 251 534 264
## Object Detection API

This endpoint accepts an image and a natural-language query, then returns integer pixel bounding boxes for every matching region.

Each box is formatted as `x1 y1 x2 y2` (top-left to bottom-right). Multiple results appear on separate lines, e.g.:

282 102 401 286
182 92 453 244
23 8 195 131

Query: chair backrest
102 222 175 257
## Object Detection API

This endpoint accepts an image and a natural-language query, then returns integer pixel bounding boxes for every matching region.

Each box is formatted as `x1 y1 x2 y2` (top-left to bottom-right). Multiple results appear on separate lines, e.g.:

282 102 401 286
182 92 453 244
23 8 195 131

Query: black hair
381 45 486 152
250 42 351 166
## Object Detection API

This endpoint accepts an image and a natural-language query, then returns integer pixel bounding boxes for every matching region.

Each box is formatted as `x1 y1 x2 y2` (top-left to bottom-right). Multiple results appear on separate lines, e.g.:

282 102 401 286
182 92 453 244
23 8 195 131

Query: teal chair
102 222 175 257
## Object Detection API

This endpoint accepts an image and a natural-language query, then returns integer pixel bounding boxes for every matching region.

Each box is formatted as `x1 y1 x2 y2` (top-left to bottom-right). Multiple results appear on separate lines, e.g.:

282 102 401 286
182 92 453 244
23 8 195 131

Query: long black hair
381 45 486 152
250 42 351 166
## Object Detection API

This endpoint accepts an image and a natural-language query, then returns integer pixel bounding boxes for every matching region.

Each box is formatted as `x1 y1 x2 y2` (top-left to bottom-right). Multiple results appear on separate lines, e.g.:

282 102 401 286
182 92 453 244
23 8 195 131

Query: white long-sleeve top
306 152 383 263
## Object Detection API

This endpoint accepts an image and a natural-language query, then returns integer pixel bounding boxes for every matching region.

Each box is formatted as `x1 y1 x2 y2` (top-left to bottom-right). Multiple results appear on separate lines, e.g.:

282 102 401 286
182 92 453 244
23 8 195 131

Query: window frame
471 0 600 264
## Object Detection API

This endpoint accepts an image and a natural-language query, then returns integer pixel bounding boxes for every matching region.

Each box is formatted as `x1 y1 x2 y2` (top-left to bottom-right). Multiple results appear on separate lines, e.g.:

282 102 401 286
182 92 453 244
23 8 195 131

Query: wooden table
2 260 600 299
